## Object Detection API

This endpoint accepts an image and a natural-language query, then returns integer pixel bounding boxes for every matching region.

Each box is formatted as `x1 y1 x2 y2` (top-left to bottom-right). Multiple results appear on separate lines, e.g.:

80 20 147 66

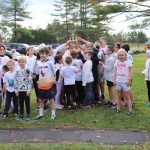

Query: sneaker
104 101 111 106
127 111 132 115
51 115 56 120
147 102 150 106
26 114 30 121
13 113 18 118
56 104 64 110
116 108 121 113
26 117 30 121
19 115 24 120
110 103 116 109
2 114 8 119
34 115 44 120
132 103 136 108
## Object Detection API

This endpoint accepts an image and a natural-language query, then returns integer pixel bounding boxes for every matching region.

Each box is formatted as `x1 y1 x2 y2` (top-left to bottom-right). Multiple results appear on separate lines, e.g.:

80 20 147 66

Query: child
54 54 64 109
114 49 133 115
14 55 33 120
103 45 116 108
141 50 150 106
70 50 84 106
121 43 135 108
82 50 94 107
0 66 2 114
26 47 38 104
60 56 79 109
35 47 56 120
2 60 18 118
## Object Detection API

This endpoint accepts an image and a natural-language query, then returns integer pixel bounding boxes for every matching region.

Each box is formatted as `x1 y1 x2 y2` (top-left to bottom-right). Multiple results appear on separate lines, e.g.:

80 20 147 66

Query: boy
3 59 18 119
60 56 79 109
103 45 116 108
82 50 94 107
14 55 32 120
35 47 56 120
70 50 84 106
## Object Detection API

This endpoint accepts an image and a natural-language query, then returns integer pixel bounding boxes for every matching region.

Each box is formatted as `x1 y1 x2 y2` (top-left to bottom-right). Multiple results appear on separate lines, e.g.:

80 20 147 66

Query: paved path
0 127 150 144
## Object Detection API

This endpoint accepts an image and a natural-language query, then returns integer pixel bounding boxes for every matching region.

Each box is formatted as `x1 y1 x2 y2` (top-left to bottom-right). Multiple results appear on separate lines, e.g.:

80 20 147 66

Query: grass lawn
0 53 149 130
0 142 150 150
130 44 145 51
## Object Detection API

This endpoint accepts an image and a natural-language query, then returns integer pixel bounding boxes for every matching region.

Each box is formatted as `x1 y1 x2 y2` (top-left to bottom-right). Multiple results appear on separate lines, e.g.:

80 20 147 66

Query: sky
22 0 145 35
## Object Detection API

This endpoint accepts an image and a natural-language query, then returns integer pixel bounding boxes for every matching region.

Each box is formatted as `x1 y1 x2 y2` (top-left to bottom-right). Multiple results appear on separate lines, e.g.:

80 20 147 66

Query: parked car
51 44 59 49
7 43 29 55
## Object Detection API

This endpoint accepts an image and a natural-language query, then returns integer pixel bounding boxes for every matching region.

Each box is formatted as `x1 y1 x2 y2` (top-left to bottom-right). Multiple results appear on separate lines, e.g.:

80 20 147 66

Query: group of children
0 36 149 120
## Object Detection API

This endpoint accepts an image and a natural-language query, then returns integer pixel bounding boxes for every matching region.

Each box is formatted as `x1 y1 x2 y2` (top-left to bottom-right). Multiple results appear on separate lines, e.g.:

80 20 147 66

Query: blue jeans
84 82 94 106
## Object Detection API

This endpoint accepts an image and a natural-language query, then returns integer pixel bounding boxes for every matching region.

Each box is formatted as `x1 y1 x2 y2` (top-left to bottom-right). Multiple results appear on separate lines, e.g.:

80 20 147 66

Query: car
51 44 59 49
7 43 29 55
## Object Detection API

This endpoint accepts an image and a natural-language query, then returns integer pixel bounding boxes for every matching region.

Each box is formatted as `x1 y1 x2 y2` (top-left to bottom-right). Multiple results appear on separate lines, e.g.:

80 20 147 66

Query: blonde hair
7 59 15 65
17 55 26 62
117 49 128 61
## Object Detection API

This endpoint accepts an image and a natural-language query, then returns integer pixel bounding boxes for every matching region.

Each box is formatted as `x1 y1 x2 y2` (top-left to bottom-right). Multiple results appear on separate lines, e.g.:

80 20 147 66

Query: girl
2 60 18 119
141 50 150 106
114 49 133 115
54 54 64 109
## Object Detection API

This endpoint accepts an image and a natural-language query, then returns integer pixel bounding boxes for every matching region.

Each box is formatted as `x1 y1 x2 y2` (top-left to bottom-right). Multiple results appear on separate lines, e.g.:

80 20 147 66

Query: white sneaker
51 115 56 120
56 104 64 109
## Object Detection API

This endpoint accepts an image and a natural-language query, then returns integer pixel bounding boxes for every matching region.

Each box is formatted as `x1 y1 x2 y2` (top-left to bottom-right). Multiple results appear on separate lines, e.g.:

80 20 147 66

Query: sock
39 108 44 116
51 110 56 116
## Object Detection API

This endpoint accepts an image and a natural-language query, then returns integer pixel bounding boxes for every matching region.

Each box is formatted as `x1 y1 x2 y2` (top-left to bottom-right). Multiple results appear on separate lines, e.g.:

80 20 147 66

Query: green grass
0 54 149 130
0 142 150 150
130 44 145 51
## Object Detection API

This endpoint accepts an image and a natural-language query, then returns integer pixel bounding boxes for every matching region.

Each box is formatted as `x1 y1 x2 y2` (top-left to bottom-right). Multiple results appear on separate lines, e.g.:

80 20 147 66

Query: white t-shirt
26 55 37 73
36 60 56 80
0 55 9 67
72 59 83 81
100 45 108 54
3 71 15 92
60 65 76 85
115 60 132 83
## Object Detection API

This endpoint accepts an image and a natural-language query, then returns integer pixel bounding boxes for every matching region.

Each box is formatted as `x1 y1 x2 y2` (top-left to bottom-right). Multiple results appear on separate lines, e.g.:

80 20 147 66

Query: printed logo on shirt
8 79 14 87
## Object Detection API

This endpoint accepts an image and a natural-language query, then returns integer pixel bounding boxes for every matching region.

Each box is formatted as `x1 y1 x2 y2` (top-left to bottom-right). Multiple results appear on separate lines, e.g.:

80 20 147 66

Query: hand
141 72 145 76
66 40 71 45
26 92 31 96
126 80 131 86
32 75 36 80
15 92 19 97
99 61 103 65
113 81 116 86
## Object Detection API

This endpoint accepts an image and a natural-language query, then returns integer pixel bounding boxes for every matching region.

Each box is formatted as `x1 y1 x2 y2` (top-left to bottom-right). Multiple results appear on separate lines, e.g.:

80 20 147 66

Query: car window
10 44 18 49
18 44 25 49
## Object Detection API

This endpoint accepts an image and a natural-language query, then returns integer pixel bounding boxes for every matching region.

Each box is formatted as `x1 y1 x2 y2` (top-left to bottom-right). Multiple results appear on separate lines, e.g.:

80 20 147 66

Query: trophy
69 33 79 50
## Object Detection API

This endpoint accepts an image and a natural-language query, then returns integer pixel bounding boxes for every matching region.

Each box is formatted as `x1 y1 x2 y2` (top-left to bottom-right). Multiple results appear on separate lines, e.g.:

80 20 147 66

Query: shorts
38 87 54 100
116 82 131 92
106 80 114 87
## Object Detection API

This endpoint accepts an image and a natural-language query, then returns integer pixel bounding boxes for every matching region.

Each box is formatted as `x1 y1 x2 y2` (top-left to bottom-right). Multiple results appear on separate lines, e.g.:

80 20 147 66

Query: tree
1 0 30 42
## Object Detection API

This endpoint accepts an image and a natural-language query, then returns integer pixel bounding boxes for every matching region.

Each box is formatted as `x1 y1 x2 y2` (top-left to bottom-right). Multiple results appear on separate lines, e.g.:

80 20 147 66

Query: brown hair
39 47 49 55
70 50 78 58
100 37 108 43
84 50 93 57
107 45 114 53
7 59 15 66
65 56 72 64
